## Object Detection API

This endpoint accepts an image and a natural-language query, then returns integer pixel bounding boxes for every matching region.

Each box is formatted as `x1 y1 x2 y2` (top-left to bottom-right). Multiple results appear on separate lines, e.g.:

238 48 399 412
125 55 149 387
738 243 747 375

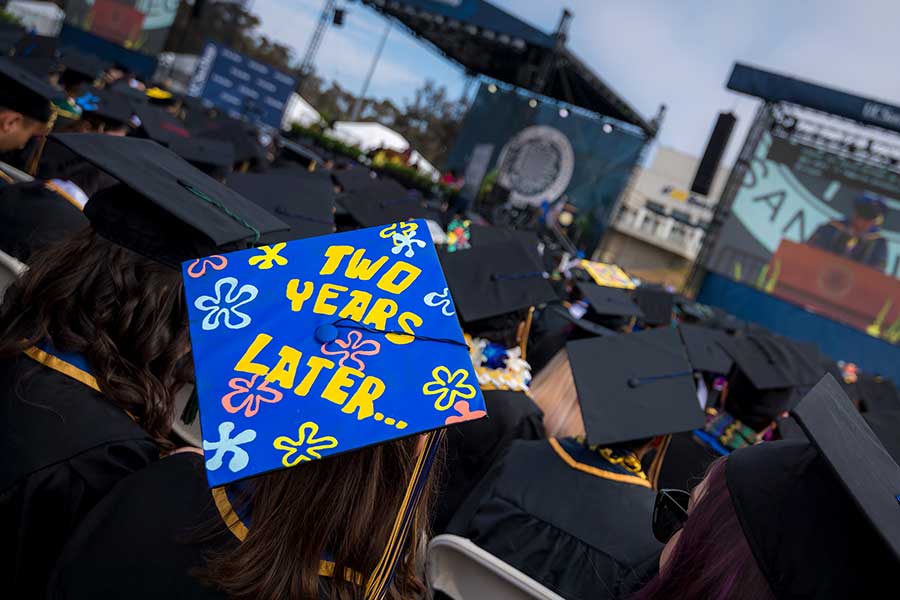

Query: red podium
768 240 900 335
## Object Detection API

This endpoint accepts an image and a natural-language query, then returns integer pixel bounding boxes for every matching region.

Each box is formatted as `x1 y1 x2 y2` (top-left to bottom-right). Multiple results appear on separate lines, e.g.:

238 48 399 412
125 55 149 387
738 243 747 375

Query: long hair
530 349 582 438
201 434 440 600
0 228 191 447
633 458 775 600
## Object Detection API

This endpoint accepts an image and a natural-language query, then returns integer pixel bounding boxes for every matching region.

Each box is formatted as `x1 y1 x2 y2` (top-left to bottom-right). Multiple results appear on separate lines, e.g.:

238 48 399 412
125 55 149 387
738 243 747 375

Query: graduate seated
49 219 485 599
635 375 900 598
0 134 285 597
0 58 61 168
448 328 706 600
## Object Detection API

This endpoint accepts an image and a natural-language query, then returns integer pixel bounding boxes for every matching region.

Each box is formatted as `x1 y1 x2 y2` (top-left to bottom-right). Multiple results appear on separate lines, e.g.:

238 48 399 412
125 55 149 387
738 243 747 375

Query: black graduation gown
447 438 662 600
652 430 722 492
432 390 545 533
0 352 157 598
0 181 87 262
49 453 339 599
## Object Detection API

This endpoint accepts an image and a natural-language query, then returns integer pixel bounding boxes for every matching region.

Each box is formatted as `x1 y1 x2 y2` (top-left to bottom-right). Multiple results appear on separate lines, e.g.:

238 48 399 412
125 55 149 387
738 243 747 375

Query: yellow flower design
273 421 338 467
248 243 289 270
423 366 476 411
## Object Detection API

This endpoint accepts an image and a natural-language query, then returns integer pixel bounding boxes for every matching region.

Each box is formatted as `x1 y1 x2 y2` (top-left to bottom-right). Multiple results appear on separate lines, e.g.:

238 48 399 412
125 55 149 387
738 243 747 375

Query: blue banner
187 41 296 130
728 63 900 136
183 221 484 487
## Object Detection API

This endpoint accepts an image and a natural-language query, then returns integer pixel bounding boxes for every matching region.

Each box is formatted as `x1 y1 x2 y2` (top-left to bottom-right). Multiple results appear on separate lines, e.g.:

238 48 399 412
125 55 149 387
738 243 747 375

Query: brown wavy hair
201 434 440 600
0 227 191 448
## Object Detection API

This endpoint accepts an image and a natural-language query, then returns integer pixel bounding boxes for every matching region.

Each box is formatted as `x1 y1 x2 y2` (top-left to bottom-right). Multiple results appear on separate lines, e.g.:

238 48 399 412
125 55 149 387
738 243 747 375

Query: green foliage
289 124 364 161
0 10 22 25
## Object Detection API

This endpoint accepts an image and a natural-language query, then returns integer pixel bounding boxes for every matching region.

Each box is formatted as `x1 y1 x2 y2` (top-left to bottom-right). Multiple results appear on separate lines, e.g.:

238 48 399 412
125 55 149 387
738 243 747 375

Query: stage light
528 98 538 108
602 123 613 134
559 108 569 118
487 83 498 93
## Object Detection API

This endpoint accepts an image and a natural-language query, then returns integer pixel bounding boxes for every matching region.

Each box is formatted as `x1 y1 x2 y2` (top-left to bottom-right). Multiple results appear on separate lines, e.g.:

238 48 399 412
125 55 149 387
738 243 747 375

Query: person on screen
807 193 889 272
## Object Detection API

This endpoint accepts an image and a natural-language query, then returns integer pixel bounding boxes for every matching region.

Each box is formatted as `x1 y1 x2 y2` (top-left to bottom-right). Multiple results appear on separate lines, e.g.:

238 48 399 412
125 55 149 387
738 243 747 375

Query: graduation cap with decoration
226 171 335 243
131 102 191 146
567 327 706 446
0 57 64 123
182 219 485 598
726 374 900 597
719 333 826 430
49 133 287 267
75 88 135 129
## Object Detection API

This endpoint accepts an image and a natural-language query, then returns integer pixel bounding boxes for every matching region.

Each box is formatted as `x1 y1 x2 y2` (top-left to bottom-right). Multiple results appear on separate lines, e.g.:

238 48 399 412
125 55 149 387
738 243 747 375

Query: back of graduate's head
201 434 438 600
0 227 190 447
633 457 774 600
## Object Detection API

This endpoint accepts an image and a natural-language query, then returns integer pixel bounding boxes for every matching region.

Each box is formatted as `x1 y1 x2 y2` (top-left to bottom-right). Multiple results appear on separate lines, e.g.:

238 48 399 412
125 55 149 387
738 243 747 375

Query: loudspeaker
333 8 345 26
691 112 736 196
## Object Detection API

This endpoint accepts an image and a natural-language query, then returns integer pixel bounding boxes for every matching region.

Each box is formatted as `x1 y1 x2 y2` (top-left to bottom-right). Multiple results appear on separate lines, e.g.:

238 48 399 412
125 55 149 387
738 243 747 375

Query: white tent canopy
281 93 323 130
328 121 438 180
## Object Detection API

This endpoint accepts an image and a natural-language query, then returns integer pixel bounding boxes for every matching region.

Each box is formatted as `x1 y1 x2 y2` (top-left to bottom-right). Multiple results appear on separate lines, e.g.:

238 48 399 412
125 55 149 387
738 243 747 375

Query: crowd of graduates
0 30 899 600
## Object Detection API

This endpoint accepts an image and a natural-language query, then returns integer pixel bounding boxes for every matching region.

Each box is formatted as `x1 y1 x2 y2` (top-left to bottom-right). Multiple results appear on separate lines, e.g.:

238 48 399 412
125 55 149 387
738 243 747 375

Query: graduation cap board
578 260 635 289
75 88 134 128
576 281 644 319
183 219 485 487
226 172 335 243
338 181 430 228
50 133 287 266
132 102 190 145
633 286 674 327
678 323 734 375
727 375 900 597
440 239 558 324
567 327 705 445
720 334 823 390
170 137 235 170
0 57 64 122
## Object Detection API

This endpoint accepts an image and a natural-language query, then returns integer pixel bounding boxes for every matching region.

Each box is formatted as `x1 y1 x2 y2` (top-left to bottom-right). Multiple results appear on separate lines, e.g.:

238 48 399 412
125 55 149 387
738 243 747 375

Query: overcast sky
254 0 900 165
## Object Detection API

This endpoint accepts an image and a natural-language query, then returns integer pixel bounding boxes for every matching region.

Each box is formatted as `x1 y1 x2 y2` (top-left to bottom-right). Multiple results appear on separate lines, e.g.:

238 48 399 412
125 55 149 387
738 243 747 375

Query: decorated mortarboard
338 182 431 228
566 327 705 445
675 296 714 322
726 375 900 598
50 133 287 267
678 323 733 375
440 239 558 324
576 281 644 318
75 88 135 128
170 137 235 170
0 57 64 123
226 172 335 243
182 218 484 488
577 259 635 289
633 285 674 327
146 86 179 107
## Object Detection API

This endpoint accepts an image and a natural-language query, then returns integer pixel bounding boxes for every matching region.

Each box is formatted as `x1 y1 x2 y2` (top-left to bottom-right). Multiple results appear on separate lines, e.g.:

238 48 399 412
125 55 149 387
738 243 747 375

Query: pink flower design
320 330 381 372
221 374 283 418
444 400 487 425
187 255 228 278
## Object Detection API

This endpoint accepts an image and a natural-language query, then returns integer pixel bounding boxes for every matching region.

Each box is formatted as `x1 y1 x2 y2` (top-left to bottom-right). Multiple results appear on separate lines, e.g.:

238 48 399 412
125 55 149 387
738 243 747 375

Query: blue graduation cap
183 219 485 487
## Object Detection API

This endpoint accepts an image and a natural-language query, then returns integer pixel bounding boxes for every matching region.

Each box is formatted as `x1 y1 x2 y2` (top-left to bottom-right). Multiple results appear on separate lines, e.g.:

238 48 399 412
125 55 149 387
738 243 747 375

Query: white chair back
426 534 566 600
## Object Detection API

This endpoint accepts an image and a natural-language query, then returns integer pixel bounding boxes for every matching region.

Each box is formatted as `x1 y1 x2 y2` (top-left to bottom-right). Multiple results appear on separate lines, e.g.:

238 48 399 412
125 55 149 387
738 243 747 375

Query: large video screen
706 131 900 342
64 0 179 55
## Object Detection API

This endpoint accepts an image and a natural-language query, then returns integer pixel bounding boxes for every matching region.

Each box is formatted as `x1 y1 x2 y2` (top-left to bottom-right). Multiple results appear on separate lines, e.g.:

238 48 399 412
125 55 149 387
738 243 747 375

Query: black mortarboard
678 323 733 375
170 137 235 171
467 224 541 250
50 133 287 267
854 373 900 413
17 56 63 78
131 102 191 146
863 410 900 464
59 47 107 83
576 281 644 318
12 33 58 59
75 88 134 128
441 240 558 324
567 327 705 445
726 375 900 598
279 138 323 169
195 119 265 164
332 166 377 193
338 182 432 227
633 286 674 326
226 172 335 243
675 296 714 323
0 57 64 122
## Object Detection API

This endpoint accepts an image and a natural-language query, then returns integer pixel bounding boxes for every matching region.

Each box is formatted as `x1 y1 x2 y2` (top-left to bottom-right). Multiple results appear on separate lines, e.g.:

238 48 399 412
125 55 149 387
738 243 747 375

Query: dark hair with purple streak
632 457 775 600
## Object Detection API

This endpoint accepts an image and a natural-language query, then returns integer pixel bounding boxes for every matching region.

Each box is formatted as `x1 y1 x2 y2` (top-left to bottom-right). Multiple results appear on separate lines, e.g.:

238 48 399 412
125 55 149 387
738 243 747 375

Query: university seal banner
184 221 484 486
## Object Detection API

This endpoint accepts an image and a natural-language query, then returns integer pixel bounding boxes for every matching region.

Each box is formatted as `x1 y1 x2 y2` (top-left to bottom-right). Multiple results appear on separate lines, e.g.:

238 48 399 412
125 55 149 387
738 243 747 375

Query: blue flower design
194 276 259 331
